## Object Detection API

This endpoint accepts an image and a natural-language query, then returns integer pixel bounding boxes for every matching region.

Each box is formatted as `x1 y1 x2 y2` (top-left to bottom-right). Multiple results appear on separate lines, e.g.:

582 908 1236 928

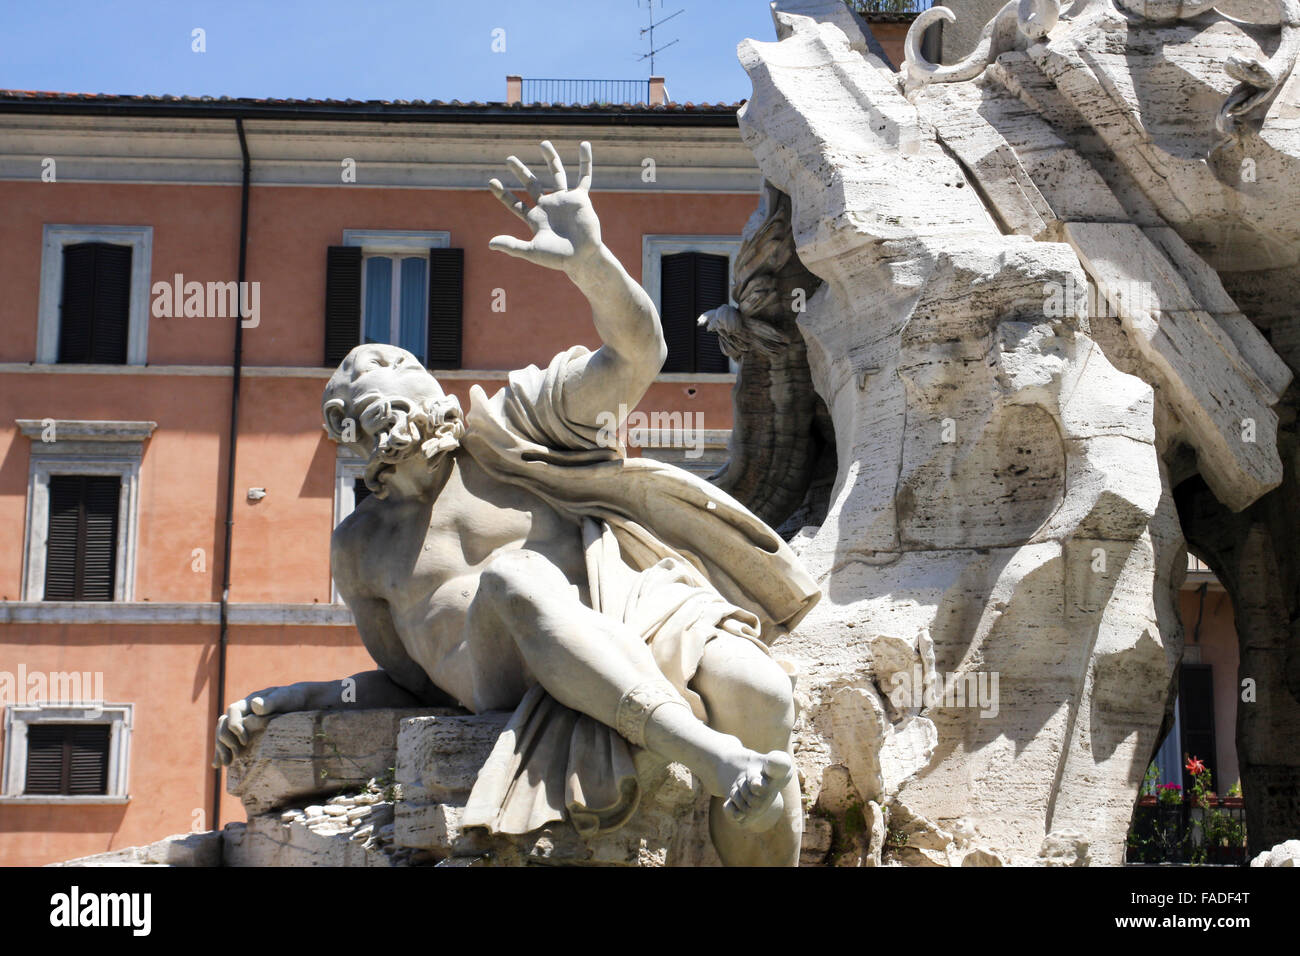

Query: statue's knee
703 646 795 738
749 662 796 734
480 550 551 607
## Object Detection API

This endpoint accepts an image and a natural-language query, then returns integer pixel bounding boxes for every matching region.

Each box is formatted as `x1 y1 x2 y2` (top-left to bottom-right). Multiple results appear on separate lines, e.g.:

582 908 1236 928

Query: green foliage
1141 762 1160 797
1127 756 1247 864
843 801 866 840
884 817 910 851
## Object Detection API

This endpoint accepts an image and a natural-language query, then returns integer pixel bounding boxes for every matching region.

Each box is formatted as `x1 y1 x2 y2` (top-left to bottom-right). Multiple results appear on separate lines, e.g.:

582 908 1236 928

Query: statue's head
322 344 465 499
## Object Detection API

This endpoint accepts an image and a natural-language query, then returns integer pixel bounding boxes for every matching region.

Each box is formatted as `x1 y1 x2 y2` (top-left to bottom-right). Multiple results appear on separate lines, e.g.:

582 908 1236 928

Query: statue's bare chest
370 460 583 615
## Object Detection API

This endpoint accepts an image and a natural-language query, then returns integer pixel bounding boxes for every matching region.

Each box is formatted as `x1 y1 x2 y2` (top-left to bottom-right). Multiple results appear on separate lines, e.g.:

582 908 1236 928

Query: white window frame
37 225 154 365
1 702 133 804
640 235 742 318
343 230 450 361
332 446 370 603
17 420 155 602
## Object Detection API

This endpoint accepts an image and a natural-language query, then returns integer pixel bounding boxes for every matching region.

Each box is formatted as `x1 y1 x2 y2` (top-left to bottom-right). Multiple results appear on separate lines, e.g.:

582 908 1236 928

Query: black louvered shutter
324 246 362 368
1179 664 1217 790
58 242 131 365
24 724 110 795
57 245 95 363
68 725 111 794
427 248 464 369
44 475 120 601
23 725 66 795
44 477 82 600
693 253 731 373
660 253 696 373
660 252 732 373
81 477 120 600
353 476 372 507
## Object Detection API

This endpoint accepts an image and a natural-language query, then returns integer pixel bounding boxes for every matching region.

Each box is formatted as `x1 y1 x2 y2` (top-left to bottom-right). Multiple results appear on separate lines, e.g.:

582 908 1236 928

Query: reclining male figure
214 142 820 866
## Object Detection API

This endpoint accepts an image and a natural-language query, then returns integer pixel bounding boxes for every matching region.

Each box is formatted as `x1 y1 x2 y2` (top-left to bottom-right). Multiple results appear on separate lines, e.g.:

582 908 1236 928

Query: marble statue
213 141 821 867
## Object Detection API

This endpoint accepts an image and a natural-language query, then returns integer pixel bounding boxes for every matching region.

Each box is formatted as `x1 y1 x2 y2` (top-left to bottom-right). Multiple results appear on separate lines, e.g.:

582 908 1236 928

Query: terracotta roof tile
0 90 742 113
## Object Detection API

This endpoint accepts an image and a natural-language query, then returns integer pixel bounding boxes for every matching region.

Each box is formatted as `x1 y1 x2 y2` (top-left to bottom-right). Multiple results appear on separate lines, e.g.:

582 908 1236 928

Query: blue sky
1 0 779 104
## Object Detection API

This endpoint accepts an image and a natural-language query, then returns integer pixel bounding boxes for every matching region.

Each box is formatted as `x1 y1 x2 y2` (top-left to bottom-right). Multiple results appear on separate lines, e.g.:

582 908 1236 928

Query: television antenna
638 1 683 75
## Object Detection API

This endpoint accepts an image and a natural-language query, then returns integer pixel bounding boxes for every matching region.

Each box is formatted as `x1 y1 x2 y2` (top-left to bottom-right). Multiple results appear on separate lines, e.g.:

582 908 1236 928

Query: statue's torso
336 451 587 707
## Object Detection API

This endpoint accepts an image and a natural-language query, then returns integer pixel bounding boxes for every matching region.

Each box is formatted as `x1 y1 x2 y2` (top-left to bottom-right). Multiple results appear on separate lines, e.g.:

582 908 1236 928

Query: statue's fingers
489 179 530 222
489 235 535 260
489 236 567 271
506 156 542 200
226 703 248 745
214 717 240 754
727 778 755 814
259 684 307 715
576 141 593 191
216 716 240 755
243 714 269 736
540 141 568 191
217 726 241 754
212 738 231 768
723 795 749 824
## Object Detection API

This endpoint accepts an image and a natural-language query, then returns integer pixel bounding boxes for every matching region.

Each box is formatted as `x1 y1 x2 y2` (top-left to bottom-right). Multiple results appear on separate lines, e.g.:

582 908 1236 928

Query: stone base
226 708 720 867
50 831 223 867
1250 840 1300 867
55 707 836 867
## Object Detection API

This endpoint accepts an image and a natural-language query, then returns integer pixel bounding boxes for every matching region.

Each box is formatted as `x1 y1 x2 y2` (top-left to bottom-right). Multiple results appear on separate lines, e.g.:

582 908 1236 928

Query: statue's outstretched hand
488 141 602 275
211 683 309 767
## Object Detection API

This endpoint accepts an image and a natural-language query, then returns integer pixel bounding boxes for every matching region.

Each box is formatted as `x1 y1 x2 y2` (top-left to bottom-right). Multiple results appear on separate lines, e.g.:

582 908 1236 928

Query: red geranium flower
1186 756 1207 776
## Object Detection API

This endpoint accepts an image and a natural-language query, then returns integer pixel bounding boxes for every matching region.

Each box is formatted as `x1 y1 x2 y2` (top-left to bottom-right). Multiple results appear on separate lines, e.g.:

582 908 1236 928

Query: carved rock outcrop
725 0 1293 864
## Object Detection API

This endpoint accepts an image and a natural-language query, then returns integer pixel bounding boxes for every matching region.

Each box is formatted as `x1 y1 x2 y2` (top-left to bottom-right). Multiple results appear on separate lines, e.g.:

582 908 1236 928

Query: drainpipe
211 117 251 833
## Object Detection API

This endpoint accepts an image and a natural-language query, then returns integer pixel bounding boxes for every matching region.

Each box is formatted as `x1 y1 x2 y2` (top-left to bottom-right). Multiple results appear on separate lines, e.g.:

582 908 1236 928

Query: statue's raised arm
487 141 666 427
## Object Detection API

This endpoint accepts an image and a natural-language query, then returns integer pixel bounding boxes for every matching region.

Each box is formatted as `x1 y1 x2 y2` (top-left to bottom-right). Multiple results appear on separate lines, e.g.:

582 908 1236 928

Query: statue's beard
360 393 465 499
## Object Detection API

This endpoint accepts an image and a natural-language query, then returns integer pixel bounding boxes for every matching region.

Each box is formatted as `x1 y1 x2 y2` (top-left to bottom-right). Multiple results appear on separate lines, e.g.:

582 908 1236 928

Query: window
353 476 373 507
332 447 370 603
1 703 133 804
18 420 154 602
37 225 153 366
24 723 110 795
364 254 428 358
324 231 463 369
641 236 740 374
660 252 731 373
1178 663 1217 789
44 475 120 601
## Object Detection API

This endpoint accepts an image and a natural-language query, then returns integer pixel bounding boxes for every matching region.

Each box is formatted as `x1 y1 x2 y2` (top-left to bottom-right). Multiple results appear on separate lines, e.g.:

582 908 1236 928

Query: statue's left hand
488 141 603 276
211 683 310 767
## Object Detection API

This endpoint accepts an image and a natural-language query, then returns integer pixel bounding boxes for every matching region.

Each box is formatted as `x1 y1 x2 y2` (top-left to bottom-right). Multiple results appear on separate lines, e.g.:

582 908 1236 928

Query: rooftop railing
516 78 655 106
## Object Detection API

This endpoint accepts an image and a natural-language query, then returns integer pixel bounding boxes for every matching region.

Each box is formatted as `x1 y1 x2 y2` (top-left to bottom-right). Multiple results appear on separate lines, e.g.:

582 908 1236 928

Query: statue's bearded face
322 344 465 499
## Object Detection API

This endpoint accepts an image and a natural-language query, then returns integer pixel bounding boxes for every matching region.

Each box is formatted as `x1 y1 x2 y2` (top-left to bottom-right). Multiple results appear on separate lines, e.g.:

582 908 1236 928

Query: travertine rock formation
720 0 1295 864
223 709 719 867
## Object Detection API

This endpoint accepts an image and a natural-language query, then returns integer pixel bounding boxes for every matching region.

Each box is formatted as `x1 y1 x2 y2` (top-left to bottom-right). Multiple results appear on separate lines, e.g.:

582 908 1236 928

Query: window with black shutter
24 723 111 796
57 242 132 365
324 244 463 369
659 251 731 374
353 476 372 507
44 475 120 601
1179 664 1217 789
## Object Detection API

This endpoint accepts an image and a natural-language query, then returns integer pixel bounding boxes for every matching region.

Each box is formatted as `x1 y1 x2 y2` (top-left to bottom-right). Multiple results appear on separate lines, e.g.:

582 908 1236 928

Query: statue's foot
718 749 794 832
